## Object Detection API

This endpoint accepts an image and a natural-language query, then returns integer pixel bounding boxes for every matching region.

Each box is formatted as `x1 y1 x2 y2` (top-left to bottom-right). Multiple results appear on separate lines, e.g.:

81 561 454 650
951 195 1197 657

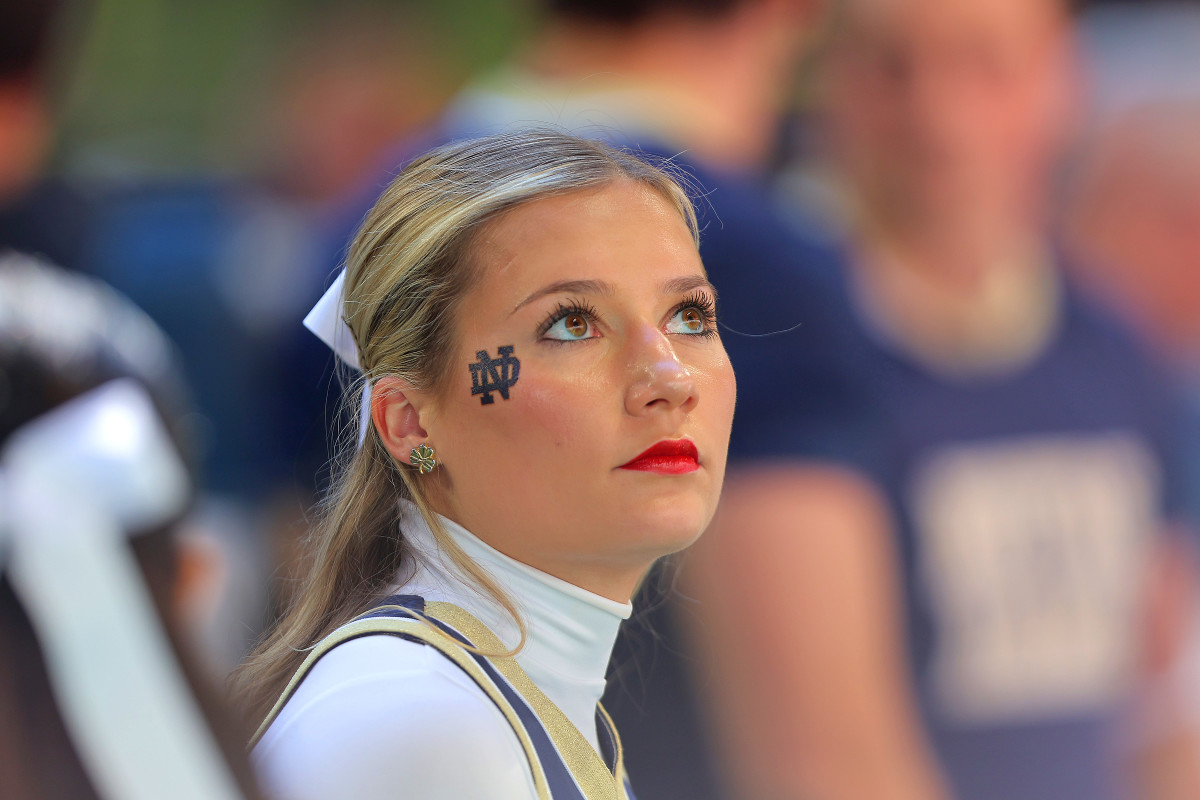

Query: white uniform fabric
252 503 632 800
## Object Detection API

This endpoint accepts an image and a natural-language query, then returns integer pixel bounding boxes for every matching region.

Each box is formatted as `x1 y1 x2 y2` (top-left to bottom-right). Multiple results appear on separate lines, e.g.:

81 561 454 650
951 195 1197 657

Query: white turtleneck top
252 504 632 800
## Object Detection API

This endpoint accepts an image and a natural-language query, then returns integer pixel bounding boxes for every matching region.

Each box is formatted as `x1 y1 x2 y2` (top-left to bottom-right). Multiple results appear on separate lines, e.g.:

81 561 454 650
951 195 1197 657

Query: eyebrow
663 274 718 300
512 280 614 315
511 274 717 316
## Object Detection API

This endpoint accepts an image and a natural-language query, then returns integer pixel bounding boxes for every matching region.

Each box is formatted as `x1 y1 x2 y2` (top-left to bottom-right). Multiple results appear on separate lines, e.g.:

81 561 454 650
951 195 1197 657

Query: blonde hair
233 129 699 728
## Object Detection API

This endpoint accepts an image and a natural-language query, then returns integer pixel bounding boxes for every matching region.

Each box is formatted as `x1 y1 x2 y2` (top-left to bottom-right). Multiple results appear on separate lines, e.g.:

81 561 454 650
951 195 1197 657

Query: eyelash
536 292 719 340
537 297 601 339
670 291 719 339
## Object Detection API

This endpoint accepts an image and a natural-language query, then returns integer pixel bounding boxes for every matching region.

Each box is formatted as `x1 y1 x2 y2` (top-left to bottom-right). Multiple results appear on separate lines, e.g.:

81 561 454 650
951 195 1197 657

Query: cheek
445 361 614 467
694 351 738 439
713 369 738 441
701 344 737 392
515 372 607 452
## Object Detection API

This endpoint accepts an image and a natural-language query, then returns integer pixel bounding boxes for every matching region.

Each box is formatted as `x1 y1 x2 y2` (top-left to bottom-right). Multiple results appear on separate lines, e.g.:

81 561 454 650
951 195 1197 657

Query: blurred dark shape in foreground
0 254 263 800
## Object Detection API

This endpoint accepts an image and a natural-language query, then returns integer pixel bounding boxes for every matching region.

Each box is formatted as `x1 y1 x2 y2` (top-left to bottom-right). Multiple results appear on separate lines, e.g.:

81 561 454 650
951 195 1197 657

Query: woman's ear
371 376 432 467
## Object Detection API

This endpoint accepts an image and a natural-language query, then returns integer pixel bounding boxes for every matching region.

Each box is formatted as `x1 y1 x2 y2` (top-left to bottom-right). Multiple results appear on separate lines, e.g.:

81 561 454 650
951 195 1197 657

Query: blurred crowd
4 0 1200 798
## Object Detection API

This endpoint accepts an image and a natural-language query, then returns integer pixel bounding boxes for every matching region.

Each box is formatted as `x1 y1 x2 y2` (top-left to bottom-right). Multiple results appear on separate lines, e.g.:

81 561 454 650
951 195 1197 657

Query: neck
396 503 632 750
424 489 654 604
850 173 1052 292
524 13 796 170
859 215 1041 296
505 551 654 606
850 230 1059 376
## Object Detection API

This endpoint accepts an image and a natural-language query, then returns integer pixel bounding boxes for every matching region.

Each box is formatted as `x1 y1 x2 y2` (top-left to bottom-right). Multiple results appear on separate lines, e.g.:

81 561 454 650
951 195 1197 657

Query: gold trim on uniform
251 602 631 800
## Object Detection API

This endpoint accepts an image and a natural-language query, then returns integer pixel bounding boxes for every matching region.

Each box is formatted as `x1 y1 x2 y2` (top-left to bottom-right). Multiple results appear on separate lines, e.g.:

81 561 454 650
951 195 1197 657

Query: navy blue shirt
712 234 1184 800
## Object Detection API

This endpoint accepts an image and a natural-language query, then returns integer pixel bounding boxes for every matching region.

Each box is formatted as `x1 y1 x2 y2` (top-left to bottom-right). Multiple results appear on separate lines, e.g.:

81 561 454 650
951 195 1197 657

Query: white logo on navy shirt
910 433 1159 724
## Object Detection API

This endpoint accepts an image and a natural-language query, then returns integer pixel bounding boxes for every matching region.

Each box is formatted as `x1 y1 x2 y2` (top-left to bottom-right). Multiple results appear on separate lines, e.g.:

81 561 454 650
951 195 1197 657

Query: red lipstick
619 439 699 474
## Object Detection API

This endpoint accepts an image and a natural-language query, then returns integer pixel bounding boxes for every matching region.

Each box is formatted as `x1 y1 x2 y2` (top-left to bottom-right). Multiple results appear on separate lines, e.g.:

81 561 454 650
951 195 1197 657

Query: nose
623 325 698 417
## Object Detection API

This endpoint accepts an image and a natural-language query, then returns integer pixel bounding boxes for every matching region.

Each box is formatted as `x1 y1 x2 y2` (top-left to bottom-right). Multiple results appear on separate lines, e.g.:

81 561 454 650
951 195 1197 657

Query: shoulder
1055 277 1178 395
253 634 535 800
1059 279 1143 352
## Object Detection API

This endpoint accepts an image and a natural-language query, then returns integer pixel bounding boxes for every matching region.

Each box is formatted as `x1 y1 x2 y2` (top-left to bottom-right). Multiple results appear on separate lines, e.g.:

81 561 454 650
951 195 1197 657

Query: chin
619 496 715 559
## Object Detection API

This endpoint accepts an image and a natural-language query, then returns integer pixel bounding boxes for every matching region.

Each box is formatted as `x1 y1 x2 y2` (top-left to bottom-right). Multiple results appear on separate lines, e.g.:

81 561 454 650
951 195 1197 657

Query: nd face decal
469 346 520 405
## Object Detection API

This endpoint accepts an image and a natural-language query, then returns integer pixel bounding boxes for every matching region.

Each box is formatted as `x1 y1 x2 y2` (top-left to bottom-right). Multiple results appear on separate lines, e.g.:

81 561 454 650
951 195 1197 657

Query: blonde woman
235 131 736 800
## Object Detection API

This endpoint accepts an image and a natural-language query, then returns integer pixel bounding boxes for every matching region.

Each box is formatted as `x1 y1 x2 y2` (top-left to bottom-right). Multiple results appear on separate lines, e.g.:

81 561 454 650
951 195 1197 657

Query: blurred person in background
1067 3 1200 408
683 0 1200 798
0 253 262 800
0 0 96 272
441 0 812 172
1066 4 1200 781
409 3 952 799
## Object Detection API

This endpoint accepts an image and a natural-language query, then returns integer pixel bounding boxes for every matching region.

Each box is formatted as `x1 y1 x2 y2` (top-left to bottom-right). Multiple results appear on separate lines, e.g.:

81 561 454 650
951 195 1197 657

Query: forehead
843 0 1063 45
468 180 702 298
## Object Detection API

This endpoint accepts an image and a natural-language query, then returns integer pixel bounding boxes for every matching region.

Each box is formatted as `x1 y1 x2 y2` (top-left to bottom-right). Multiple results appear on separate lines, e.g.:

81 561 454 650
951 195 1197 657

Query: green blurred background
56 0 533 177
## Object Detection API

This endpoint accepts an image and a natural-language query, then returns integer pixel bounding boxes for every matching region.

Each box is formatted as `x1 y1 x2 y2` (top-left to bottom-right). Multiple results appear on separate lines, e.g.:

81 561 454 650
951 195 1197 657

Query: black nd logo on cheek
469 345 520 405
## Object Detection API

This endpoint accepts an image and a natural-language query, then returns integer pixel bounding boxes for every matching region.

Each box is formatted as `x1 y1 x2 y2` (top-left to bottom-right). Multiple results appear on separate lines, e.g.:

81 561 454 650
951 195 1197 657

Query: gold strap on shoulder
248 615 551 800
425 602 625 800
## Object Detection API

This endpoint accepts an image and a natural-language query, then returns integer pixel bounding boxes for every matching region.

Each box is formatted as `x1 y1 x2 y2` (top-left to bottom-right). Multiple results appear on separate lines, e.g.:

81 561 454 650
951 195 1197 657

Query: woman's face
422 179 736 600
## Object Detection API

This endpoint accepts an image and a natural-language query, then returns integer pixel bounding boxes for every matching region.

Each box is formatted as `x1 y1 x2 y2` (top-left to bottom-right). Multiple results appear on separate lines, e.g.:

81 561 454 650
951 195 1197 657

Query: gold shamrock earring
410 443 437 474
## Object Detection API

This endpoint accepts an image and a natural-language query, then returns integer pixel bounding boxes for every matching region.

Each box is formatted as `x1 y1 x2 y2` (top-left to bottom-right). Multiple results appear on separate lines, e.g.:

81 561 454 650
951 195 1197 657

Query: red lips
619 438 700 474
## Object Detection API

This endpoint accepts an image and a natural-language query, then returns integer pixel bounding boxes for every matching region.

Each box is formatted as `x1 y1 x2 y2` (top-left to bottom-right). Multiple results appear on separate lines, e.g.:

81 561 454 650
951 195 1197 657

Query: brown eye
667 305 709 335
565 314 588 338
544 308 597 341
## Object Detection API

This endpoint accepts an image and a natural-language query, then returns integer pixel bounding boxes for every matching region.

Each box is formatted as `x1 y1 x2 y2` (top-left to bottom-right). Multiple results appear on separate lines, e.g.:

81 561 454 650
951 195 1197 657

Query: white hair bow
303 270 360 370
304 270 373 445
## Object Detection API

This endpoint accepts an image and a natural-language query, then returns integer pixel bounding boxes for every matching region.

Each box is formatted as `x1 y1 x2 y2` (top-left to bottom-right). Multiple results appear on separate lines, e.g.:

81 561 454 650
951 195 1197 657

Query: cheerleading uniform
251 503 634 800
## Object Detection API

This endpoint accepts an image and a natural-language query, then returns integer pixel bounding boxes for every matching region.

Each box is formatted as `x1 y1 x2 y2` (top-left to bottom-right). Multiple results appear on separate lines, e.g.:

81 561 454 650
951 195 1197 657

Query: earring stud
410 443 437 474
